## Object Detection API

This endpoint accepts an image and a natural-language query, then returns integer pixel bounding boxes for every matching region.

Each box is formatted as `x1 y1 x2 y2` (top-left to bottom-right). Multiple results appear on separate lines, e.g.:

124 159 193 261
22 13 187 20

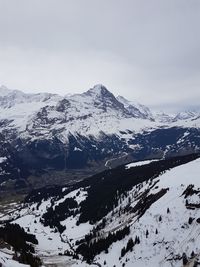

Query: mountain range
0 84 199 190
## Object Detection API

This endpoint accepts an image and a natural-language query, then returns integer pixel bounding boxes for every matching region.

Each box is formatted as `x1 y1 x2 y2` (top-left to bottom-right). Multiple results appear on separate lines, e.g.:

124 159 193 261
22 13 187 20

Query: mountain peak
86 84 113 97
0 85 12 97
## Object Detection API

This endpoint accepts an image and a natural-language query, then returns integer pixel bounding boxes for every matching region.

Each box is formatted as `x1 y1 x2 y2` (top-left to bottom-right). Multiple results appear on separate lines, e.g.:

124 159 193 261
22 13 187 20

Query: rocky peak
56 98 71 112
85 84 115 99
83 84 127 112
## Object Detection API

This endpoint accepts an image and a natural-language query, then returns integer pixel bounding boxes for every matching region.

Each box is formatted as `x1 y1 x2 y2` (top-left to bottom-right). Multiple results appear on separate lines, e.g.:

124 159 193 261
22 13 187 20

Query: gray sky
0 0 200 112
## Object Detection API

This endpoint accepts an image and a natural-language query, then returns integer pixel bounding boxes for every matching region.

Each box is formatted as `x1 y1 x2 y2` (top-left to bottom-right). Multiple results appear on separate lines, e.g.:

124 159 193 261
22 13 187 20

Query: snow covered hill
0 250 29 267
0 84 199 190
1 154 200 267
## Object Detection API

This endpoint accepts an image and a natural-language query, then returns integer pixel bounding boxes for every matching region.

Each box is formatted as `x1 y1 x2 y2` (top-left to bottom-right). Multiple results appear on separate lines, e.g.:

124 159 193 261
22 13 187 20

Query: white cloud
0 0 200 112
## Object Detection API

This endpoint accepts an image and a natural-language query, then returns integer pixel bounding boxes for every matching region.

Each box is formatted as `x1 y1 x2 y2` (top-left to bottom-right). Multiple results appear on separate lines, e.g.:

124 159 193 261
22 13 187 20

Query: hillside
0 154 200 266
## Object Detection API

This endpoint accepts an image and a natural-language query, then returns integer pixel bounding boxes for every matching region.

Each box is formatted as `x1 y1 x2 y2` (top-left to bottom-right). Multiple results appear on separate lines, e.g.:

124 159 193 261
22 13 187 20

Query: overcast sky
0 0 200 112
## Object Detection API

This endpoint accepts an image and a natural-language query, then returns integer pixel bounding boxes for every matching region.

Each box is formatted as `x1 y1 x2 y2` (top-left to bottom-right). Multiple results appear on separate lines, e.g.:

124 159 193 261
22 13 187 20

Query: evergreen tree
146 229 149 238
188 217 193 225
121 247 126 257
167 208 170 213
126 238 134 252
182 252 188 265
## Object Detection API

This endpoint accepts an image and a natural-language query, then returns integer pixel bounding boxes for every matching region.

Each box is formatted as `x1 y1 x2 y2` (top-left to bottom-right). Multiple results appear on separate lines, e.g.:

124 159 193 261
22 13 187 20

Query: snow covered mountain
0 84 156 138
0 83 199 138
173 111 199 121
1 153 200 267
116 95 154 120
0 84 199 190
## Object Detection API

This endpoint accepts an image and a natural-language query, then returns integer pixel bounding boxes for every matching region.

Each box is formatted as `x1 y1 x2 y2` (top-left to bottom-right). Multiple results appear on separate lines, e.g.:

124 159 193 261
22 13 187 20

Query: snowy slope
173 111 199 121
1 155 200 266
97 158 200 267
0 249 30 267
116 95 154 120
0 85 61 132
0 85 13 97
